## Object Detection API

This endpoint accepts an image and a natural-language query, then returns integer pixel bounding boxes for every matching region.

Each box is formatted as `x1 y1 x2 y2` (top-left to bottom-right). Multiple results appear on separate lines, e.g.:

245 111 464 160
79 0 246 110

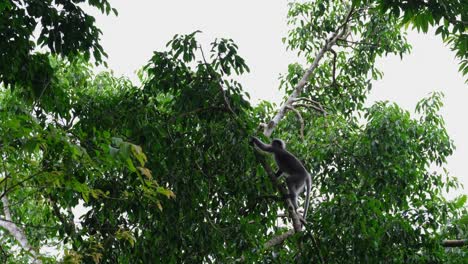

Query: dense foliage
0 0 466 263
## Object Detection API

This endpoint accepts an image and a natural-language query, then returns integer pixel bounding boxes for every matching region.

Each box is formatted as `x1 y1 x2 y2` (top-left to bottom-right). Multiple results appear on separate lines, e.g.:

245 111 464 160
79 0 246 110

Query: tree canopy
0 0 467 263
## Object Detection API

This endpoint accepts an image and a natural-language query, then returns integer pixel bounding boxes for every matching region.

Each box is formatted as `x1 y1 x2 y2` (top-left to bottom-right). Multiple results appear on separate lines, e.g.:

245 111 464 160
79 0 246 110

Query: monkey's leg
286 181 299 211
286 181 306 225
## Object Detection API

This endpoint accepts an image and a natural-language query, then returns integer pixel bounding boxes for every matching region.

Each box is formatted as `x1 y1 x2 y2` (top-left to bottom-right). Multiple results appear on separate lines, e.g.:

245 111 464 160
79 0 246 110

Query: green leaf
156 187 176 199
454 195 467 209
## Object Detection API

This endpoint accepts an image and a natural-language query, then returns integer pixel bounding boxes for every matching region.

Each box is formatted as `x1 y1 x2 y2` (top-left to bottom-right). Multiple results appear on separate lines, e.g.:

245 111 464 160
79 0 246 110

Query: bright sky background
87 0 467 199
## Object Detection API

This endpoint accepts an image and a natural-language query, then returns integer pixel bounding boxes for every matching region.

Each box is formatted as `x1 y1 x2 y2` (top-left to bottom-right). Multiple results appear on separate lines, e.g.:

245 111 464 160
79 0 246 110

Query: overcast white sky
87 0 467 199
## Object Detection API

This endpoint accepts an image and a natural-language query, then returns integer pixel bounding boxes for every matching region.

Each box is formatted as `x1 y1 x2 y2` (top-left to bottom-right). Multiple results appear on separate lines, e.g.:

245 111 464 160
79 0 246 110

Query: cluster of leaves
443 194 468 263
304 94 459 263
0 0 115 97
283 1 411 117
373 0 468 80
70 32 282 262
0 57 170 262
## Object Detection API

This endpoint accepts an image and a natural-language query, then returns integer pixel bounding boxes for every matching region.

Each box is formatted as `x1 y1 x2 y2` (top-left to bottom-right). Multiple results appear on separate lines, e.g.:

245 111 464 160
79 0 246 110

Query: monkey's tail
303 174 311 220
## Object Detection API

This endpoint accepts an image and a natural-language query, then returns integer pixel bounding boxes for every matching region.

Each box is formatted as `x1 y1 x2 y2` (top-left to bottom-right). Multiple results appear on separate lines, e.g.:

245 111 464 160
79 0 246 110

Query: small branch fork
284 97 328 141
285 106 305 140
293 97 327 116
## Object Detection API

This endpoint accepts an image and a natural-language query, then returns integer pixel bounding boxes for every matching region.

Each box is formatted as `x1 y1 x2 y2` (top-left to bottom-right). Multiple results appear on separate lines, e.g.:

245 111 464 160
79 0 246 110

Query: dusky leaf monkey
251 137 311 221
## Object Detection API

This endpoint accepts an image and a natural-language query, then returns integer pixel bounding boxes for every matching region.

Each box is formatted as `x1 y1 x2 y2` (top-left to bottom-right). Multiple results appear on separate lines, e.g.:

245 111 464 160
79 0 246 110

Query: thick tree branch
0 196 42 263
442 239 467 247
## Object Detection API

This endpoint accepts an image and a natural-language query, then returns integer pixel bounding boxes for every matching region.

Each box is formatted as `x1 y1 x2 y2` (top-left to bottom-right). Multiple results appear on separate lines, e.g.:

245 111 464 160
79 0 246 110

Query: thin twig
311 233 325 264
336 39 380 48
293 103 324 114
49 197 76 236
199 45 237 117
218 82 237 117
0 171 46 200
293 97 327 115
198 45 209 65
285 106 305 141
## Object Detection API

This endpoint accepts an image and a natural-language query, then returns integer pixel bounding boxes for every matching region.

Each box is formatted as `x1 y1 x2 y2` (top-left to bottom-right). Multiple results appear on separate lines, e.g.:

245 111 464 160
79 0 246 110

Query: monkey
250 136 311 222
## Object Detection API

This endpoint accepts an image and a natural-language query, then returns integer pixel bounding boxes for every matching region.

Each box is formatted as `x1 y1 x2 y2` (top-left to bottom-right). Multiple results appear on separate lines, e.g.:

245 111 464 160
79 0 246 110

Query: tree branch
254 6 357 249
293 97 327 115
442 239 467 247
285 106 305 140
264 229 295 248
0 171 45 200
336 38 380 48
263 6 354 137
0 196 42 263
49 197 76 237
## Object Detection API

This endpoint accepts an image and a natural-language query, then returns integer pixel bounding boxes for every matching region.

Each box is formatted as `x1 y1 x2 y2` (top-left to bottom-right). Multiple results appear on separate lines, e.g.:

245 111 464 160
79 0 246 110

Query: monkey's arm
250 137 274 152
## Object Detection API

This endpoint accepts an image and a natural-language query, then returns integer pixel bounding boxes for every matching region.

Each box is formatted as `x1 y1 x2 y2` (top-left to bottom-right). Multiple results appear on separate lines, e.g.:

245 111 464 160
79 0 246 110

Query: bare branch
218 83 237 117
198 45 209 65
294 97 327 115
265 229 295 248
442 239 467 247
293 103 324 114
285 106 305 140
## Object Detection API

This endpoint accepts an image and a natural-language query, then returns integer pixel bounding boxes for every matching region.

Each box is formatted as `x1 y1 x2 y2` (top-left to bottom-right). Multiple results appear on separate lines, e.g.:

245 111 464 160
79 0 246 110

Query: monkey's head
272 139 286 149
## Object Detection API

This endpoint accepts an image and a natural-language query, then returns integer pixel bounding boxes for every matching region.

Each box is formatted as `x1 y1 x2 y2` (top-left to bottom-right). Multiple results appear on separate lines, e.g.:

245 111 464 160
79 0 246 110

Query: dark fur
251 137 311 220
